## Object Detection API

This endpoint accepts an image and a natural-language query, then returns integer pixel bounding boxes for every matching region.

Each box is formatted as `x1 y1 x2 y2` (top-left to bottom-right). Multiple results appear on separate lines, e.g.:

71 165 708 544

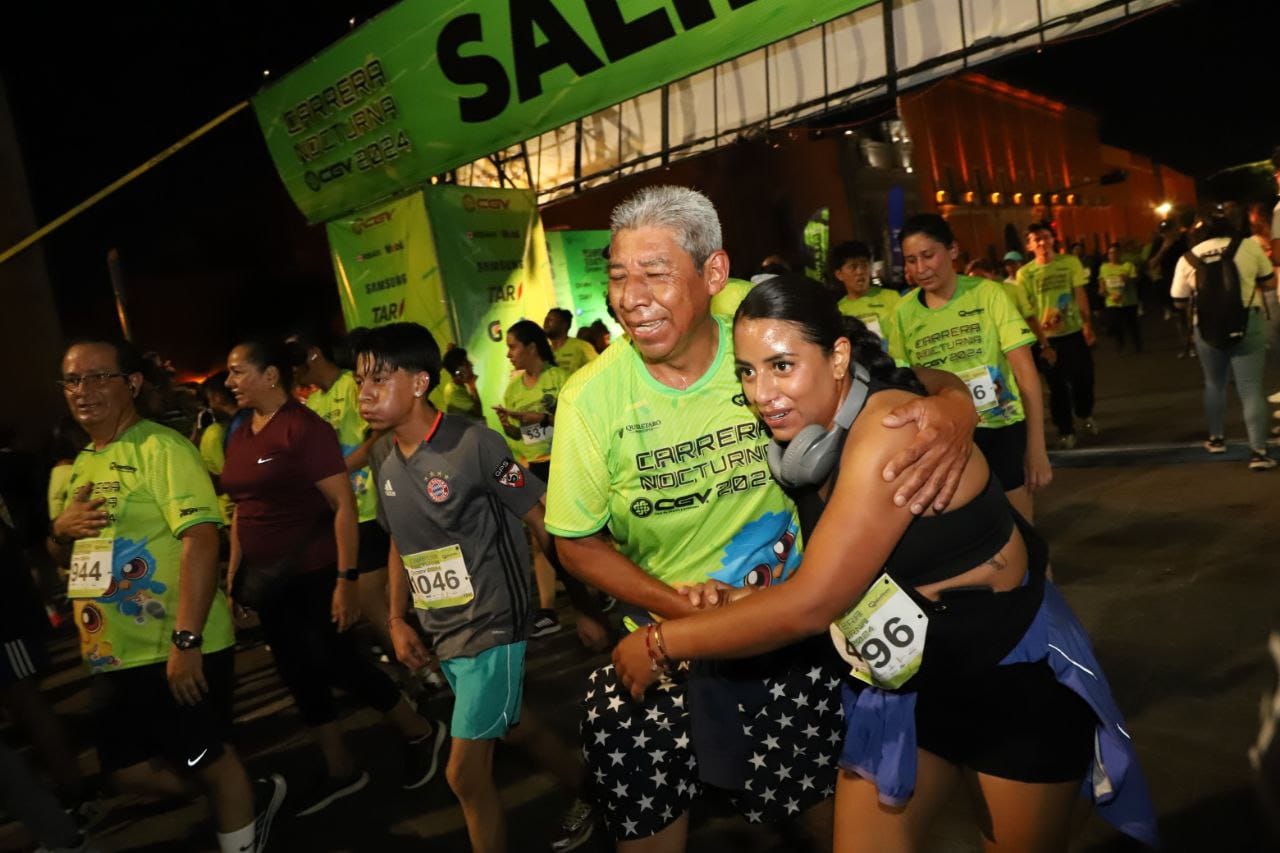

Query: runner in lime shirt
896 215 1052 519
967 257 1054 358
440 347 485 420
546 186 980 848
832 239 900 349
1017 222 1098 447
49 340 279 853
543 308 599 376
197 371 238 525
496 319 573 636
1098 242 1143 352
496 321 569 468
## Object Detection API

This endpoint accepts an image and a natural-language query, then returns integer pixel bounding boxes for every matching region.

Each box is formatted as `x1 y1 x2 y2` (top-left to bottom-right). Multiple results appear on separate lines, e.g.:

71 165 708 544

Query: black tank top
792 377 1047 690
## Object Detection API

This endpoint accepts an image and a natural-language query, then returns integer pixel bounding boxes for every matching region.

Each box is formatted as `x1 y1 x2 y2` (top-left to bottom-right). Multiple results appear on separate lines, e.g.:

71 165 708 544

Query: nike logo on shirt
257 457 274 464
187 747 208 767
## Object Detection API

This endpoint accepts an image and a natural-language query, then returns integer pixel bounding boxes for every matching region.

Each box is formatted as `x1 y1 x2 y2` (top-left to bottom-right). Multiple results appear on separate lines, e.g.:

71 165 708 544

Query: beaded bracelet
653 622 672 665
644 624 670 672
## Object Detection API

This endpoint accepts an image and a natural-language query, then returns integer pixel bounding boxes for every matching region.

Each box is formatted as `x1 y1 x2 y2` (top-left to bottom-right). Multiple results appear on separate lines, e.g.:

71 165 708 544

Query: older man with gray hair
546 185 976 850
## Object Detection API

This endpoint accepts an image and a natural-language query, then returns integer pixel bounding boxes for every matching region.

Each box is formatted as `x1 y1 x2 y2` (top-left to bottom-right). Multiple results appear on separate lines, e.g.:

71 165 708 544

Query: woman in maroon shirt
222 338 443 818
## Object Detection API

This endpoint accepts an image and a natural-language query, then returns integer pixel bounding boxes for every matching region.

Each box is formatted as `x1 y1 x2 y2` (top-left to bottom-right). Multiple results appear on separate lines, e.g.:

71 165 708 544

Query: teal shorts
439 641 526 740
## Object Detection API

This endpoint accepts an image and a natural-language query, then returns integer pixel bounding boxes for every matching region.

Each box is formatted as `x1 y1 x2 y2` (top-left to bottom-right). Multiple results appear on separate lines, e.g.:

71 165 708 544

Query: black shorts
582 657 844 841
0 637 50 688
91 648 236 774
357 519 391 573
973 421 1027 492
914 661 1095 783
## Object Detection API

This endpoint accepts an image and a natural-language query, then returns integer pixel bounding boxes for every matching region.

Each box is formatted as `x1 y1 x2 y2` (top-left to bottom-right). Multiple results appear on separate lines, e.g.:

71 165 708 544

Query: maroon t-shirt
222 399 347 573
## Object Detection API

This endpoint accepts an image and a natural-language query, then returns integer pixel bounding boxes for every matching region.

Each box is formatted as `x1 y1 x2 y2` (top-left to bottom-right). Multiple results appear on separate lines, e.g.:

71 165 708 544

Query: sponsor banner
545 230 623 341
425 185 556 432
326 192 454 349
252 0 874 222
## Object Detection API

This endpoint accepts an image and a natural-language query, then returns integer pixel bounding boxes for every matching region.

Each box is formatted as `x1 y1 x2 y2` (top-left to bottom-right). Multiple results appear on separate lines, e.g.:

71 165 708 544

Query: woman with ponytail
611 274 1156 852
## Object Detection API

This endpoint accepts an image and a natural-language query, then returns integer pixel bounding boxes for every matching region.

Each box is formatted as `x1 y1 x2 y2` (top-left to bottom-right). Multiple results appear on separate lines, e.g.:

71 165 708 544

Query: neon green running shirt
888 275 1035 429
64 420 233 673
305 371 377 523
546 315 803 596
501 365 569 464
1017 254 1089 338
838 287 902 348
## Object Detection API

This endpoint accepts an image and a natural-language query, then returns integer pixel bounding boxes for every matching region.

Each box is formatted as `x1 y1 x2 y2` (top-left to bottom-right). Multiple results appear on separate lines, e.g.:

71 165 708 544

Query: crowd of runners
6 172 1280 852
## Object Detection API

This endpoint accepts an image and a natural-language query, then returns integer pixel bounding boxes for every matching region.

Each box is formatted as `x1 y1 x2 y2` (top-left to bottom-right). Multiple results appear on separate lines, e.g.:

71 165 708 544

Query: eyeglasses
57 372 127 391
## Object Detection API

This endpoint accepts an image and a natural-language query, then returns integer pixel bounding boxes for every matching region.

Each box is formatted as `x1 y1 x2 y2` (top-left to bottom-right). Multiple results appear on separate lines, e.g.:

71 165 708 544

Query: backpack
1183 237 1252 349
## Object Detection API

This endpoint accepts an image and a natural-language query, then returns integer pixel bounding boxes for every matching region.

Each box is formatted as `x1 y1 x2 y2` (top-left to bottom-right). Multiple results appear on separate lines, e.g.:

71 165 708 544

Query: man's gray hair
610 185 723 267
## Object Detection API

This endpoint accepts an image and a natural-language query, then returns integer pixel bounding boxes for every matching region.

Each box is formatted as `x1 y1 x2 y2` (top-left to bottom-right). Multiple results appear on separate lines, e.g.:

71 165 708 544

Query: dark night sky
1 0 1273 374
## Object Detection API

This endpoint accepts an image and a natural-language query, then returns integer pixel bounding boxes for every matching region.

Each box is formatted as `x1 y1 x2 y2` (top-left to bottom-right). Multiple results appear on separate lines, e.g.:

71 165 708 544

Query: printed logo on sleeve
492 459 525 488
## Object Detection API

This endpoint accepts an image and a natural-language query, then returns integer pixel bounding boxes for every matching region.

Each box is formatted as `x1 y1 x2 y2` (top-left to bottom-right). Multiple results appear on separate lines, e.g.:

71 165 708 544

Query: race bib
403 544 475 610
957 366 999 413
829 574 928 689
520 422 553 446
68 537 113 599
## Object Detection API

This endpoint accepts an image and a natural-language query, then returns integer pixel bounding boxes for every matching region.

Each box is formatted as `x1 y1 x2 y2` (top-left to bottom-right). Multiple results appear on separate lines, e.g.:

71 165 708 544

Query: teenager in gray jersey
354 322 589 853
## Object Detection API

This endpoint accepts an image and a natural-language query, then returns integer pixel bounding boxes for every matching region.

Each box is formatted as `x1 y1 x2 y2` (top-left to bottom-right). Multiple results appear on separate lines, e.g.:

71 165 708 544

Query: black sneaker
1204 436 1226 454
294 771 368 817
1249 451 1277 472
529 609 562 638
252 774 286 851
403 721 448 790
549 797 596 852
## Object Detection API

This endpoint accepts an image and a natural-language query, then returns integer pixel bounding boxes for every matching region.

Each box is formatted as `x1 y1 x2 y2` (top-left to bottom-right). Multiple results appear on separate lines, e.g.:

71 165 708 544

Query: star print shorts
581 656 846 841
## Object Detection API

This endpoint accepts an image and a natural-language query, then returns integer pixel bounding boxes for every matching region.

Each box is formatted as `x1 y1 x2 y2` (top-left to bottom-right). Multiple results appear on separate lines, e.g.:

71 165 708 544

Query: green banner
253 0 873 222
326 192 454 348
424 185 556 432
545 230 623 340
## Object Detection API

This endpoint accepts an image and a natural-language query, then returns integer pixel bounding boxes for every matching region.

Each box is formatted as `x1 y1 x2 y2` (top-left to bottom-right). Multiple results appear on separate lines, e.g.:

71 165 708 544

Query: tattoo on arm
984 552 1008 572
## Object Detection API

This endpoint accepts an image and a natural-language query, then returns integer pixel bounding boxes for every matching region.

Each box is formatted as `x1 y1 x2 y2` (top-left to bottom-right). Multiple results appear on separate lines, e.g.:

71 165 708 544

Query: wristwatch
338 568 360 582
171 630 203 651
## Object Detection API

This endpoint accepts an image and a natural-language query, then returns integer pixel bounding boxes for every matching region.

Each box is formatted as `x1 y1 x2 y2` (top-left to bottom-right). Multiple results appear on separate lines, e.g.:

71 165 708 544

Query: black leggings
257 570 401 727
1035 331 1095 436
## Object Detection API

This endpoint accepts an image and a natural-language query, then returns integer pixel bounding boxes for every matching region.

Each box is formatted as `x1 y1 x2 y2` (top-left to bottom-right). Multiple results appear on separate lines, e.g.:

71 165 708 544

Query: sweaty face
61 344 140 433
834 258 871 298
901 233 957 294
608 226 717 365
733 318 848 443
355 355 424 430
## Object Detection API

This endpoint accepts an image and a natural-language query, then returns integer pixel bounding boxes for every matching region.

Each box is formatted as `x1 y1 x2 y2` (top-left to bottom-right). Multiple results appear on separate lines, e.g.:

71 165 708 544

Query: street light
1155 201 1173 218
